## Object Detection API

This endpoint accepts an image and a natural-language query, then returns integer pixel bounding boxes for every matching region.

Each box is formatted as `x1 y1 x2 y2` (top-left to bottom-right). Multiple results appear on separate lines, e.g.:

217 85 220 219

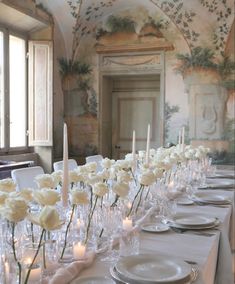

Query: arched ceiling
37 0 235 58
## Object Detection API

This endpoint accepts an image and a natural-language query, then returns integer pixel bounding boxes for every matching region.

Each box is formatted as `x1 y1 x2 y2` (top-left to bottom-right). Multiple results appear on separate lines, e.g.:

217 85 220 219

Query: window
0 26 52 155
0 28 27 152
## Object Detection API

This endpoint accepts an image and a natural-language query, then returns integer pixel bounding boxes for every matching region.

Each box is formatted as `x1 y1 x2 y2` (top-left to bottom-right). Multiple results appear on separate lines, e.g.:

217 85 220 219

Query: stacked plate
192 192 231 205
169 214 218 230
199 178 234 189
110 254 193 284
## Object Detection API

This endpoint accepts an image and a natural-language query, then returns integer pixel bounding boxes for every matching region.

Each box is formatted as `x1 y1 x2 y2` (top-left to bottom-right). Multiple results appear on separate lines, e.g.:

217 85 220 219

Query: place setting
109 253 198 284
191 192 232 206
206 170 235 180
167 212 220 234
198 178 235 190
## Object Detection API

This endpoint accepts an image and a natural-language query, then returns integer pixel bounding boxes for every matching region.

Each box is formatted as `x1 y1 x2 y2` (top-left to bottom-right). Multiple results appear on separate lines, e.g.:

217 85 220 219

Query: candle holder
72 241 86 261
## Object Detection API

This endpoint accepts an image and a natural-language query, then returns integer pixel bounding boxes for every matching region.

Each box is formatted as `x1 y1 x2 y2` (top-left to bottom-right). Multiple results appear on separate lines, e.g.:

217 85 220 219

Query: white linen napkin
44 251 96 284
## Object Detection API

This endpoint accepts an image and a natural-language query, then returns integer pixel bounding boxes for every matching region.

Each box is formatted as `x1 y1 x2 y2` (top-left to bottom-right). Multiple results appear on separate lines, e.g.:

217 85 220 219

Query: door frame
98 51 165 158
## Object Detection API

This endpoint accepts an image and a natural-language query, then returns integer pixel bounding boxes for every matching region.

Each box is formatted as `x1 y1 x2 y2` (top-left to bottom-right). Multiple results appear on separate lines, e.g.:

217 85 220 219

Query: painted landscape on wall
47 0 234 164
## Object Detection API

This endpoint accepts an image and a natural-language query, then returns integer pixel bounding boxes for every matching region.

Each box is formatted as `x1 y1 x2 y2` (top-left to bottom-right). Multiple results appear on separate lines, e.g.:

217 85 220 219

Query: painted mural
42 0 234 164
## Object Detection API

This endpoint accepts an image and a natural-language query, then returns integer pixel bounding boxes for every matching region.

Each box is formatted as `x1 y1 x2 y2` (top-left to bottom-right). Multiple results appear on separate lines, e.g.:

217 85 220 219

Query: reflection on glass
9 35 26 147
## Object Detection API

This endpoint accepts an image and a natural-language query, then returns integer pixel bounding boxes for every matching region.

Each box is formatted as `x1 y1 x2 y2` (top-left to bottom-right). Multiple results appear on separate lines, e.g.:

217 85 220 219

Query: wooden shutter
28 41 53 146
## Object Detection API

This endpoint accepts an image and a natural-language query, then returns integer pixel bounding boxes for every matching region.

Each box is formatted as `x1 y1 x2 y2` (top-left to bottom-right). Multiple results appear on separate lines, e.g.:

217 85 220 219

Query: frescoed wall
38 0 234 164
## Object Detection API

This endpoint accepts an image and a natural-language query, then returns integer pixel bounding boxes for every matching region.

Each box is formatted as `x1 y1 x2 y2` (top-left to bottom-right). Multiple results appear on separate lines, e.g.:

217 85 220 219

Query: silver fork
190 267 199 282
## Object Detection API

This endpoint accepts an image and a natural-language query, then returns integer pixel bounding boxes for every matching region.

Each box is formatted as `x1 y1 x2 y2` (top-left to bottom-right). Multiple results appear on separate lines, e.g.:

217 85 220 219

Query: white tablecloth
71 189 234 284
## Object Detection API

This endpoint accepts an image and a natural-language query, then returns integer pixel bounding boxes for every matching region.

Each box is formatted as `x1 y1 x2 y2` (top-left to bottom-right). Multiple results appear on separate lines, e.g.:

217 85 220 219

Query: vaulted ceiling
37 0 234 58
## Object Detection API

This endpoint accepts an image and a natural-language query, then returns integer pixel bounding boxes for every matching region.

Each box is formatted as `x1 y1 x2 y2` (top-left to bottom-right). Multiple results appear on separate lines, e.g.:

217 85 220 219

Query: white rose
0 192 8 205
138 150 146 159
9 188 33 202
76 165 87 173
153 168 164 179
124 153 133 161
0 178 16 193
35 174 56 189
117 170 132 183
101 158 114 169
85 162 97 173
138 170 156 186
115 160 130 170
195 149 203 159
112 182 129 198
69 170 84 183
51 171 63 186
28 206 63 231
70 189 89 205
1 197 28 222
33 189 60 206
109 166 118 179
93 182 108 197
150 148 156 156
184 149 196 160
98 169 110 181
20 188 33 202
88 173 102 185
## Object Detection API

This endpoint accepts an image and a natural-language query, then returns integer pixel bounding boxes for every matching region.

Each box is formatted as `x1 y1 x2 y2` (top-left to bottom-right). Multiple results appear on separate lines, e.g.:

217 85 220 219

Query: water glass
119 230 140 257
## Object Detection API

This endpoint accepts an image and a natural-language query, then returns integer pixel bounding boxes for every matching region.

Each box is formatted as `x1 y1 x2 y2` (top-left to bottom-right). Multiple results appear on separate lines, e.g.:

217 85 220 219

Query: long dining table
70 182 234 283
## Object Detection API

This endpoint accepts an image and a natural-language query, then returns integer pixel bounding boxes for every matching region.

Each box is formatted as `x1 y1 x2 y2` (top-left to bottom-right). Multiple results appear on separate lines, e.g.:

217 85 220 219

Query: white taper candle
62 123 69 207
132 130 136 170
146 124 150 164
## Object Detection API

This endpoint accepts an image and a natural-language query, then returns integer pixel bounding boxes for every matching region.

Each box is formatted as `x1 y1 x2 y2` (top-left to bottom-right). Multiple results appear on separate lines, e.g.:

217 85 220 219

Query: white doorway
99 74 163 159
111 75 161 159
98 51 165 159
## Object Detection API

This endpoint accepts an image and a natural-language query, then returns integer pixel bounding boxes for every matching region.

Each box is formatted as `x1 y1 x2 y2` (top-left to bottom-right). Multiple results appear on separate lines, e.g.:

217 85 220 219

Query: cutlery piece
110 266 130 284
170 227 216 236
190 267 199 282
194 201 230 207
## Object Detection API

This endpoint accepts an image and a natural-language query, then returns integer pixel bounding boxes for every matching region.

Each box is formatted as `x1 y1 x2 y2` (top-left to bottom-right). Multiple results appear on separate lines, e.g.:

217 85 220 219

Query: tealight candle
27 265 41 282
4 261 10 283
168 181 174 190
123 217 133 231
127 202 132 209
77 218 82 230
73 242 86 260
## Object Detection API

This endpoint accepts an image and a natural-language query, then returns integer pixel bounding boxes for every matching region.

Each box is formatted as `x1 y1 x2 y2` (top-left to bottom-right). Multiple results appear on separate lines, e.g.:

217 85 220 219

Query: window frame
0 24 30 154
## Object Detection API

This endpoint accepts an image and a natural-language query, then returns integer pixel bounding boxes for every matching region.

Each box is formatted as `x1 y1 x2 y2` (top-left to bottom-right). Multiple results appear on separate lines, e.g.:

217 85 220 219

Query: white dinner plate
173 215 216 226
207 173 235 179
141 223 169 233
176 197 194 205
192 192 231 204
169 220 219 230
205 179 234 186
74 276 115 284
115 254 192 284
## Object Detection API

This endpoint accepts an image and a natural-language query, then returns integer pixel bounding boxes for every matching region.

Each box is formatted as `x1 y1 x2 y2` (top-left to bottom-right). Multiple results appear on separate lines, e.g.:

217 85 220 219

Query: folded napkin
45 251 96 284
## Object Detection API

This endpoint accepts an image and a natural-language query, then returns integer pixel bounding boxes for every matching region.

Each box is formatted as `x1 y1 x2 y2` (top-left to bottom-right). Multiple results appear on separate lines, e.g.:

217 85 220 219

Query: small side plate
141 223 169 233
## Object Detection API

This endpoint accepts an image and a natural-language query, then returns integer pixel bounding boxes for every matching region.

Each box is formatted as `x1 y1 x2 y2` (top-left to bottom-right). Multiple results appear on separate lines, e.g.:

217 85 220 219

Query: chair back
53 159 78 172
85 155 103 172
11 166 44 190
